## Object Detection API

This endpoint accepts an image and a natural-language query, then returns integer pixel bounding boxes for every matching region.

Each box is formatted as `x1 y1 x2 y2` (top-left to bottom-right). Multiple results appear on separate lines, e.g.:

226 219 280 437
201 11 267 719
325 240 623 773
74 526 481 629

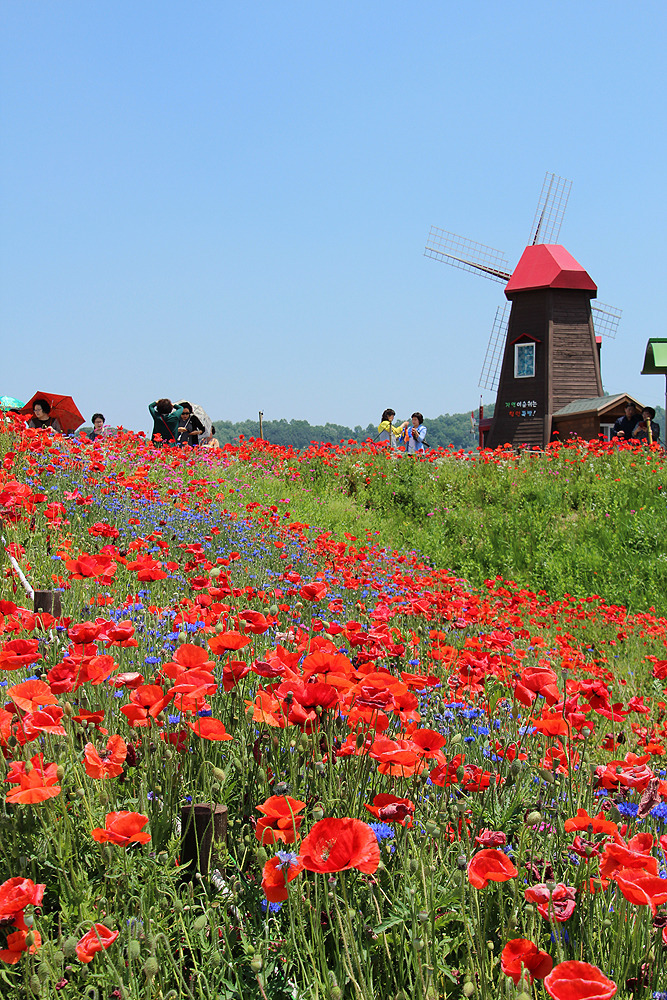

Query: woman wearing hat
632 406 660 444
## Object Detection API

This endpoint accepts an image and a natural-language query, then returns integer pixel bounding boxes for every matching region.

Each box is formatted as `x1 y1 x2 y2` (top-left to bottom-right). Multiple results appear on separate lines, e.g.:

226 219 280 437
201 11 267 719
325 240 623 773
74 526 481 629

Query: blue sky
1 1 665 433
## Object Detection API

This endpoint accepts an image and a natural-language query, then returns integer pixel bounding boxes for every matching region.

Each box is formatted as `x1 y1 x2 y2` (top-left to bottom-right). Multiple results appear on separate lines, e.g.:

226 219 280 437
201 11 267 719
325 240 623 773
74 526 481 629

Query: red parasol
20 392 85 434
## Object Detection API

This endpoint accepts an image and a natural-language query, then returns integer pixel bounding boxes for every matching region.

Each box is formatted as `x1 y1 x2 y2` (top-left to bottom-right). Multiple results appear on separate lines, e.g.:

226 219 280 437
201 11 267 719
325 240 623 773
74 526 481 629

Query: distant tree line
211 407 494 451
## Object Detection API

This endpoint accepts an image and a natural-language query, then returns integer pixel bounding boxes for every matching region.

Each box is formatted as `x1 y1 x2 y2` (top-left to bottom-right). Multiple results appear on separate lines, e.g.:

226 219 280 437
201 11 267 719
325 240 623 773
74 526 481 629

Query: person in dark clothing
28 398 62 433
612 402 640 440
88 413 105 441
632 406 660 444
149 398 184 445
177 402 205 447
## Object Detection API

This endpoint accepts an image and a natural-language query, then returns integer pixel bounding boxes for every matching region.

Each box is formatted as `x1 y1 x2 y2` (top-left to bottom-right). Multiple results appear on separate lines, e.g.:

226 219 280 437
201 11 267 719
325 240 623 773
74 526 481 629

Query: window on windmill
514 342 535 379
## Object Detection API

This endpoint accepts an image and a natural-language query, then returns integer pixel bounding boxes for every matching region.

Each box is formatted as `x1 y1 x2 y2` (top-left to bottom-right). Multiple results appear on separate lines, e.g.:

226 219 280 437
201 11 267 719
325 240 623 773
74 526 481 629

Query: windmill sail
479 303 510 391
591 301 622 340
424 228 510 282
529 172 572 246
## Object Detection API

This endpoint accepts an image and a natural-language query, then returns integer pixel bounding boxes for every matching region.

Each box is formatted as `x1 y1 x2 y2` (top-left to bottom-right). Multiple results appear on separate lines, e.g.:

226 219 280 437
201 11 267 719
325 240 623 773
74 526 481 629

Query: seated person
177 402 205 447
612 402 640 440
148 398 184 445
632 406 660 444
88 413 106 441
28 399 62 432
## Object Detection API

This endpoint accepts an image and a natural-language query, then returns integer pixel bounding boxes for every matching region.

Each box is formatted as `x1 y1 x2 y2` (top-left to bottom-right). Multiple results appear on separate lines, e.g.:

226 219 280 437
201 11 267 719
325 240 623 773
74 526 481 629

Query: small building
551 393 643 442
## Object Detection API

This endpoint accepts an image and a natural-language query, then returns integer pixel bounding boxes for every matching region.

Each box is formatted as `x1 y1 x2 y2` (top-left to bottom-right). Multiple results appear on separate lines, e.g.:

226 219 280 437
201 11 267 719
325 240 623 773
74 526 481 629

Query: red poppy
299 817 380 874
0 877 45 926
299 582 328 602
611 868 667 914
0 928 42 964
0 638 42 671
90 811 151 846
5 754 61 804
186 717 233 741
84 735 127 779
475 829 507 848
524 883 576 922
255 795 306 845
563 808 618 837
222 659 251 691
6 678 58 713
501 938 552 984
467 849 517 889
75 923 119 963
544 961 616 1000
262 852 304 901
208 631 251 653
364 793 415 825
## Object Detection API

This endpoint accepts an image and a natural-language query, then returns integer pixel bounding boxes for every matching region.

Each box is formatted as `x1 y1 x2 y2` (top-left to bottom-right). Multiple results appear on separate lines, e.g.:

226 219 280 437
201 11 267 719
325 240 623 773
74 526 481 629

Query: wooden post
259 411 264 441
34 591 62 617
180 803 228 878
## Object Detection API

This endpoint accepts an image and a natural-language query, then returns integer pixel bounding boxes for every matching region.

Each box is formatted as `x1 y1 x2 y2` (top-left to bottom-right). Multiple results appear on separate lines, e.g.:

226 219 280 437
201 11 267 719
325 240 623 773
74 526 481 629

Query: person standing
404 412 427 454
632 406 660 444
377 409 406 449
149 399 184 446
611 402 640 440
177 402 205 447
88 413 106 441
28 399 62 433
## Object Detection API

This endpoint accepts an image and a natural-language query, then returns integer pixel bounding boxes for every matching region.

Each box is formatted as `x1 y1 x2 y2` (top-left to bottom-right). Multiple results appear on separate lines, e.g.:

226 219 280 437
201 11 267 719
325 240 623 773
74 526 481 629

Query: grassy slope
220 441 667 615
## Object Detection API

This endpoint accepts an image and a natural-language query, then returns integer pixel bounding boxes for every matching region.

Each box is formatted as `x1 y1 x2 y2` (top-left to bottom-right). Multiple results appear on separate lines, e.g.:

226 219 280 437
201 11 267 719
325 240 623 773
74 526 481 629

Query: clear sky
1 1 665 433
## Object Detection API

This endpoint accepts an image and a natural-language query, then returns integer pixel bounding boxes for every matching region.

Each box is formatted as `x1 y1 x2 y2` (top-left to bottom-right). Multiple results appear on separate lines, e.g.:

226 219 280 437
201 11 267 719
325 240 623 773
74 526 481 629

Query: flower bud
312 805 324 822
193 915 207 933
250 953 263 972
462 983 475 997
144 956 159 979
63 701 74 718
128 939 141 959
63 935 79 958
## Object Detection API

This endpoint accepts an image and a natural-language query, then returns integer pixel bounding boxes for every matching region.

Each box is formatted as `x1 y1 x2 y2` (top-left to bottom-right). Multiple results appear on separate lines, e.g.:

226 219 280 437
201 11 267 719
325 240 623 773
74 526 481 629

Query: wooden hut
551 393 643 442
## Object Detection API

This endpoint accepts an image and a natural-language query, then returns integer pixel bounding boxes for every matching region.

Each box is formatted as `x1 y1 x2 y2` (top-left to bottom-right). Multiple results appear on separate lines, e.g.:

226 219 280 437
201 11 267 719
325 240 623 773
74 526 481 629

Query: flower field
1 422 667 999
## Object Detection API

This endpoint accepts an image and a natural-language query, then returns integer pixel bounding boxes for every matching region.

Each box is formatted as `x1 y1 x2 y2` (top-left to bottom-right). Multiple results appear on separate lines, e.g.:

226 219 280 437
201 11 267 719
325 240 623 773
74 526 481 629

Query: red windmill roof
505 244 597 296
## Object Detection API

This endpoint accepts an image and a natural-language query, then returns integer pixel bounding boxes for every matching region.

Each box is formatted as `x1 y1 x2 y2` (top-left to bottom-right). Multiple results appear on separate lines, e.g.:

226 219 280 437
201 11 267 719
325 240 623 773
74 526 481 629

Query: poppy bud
256 846 268 866
250 954 263 973
56 765 65 781
462 983 475 997
456 765 465 782
63 701 74 718
144 956 159 979
24 931 35 948
193 915 207 933
356 731 366 749
312 804 324 822
457 855 467 870
128 940 141 959
63 935 79 958
24 759 33 774
268 604 279 616
425 821 439 835
409 859 419 873
525 810 542 825
29 975 41 994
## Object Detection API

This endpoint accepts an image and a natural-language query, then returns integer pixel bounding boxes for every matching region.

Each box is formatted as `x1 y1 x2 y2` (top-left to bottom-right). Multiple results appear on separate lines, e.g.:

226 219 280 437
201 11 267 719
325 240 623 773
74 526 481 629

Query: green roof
641 338 667 375
553 394 642 417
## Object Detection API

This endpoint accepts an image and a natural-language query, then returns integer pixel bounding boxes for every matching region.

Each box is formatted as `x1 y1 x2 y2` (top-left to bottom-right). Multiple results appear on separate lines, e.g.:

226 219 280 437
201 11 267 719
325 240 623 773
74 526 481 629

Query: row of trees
211 408 492 450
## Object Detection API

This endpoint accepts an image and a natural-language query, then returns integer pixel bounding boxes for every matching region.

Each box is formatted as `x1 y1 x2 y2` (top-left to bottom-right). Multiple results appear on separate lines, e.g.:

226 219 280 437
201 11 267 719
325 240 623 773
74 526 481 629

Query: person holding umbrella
149 398 184 446
28 398 62 433
177 402 205 447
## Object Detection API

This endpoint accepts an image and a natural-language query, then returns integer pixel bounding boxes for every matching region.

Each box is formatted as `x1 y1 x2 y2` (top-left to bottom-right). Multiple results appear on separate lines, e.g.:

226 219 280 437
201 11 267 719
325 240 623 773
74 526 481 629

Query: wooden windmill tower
425 174 621 448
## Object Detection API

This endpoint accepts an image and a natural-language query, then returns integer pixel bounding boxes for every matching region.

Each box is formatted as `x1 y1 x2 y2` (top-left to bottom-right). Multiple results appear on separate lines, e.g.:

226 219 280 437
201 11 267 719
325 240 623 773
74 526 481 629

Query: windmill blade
529 172 572 245
424 227 510 283
591 301 622 339
479 303 510 391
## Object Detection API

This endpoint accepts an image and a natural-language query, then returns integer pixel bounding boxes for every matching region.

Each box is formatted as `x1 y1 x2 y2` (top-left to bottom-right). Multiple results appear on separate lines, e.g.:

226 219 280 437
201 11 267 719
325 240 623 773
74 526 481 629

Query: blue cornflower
368 823 395 844
261 899 283 914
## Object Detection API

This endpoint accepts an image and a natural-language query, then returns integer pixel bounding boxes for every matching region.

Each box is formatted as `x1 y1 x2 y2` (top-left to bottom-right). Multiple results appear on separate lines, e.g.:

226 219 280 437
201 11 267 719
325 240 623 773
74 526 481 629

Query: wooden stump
180 803 228 878
33 590 62 616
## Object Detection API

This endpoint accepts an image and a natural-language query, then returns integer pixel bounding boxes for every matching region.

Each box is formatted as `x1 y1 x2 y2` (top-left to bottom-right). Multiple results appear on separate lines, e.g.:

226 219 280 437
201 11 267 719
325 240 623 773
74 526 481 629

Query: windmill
425 173 622 448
